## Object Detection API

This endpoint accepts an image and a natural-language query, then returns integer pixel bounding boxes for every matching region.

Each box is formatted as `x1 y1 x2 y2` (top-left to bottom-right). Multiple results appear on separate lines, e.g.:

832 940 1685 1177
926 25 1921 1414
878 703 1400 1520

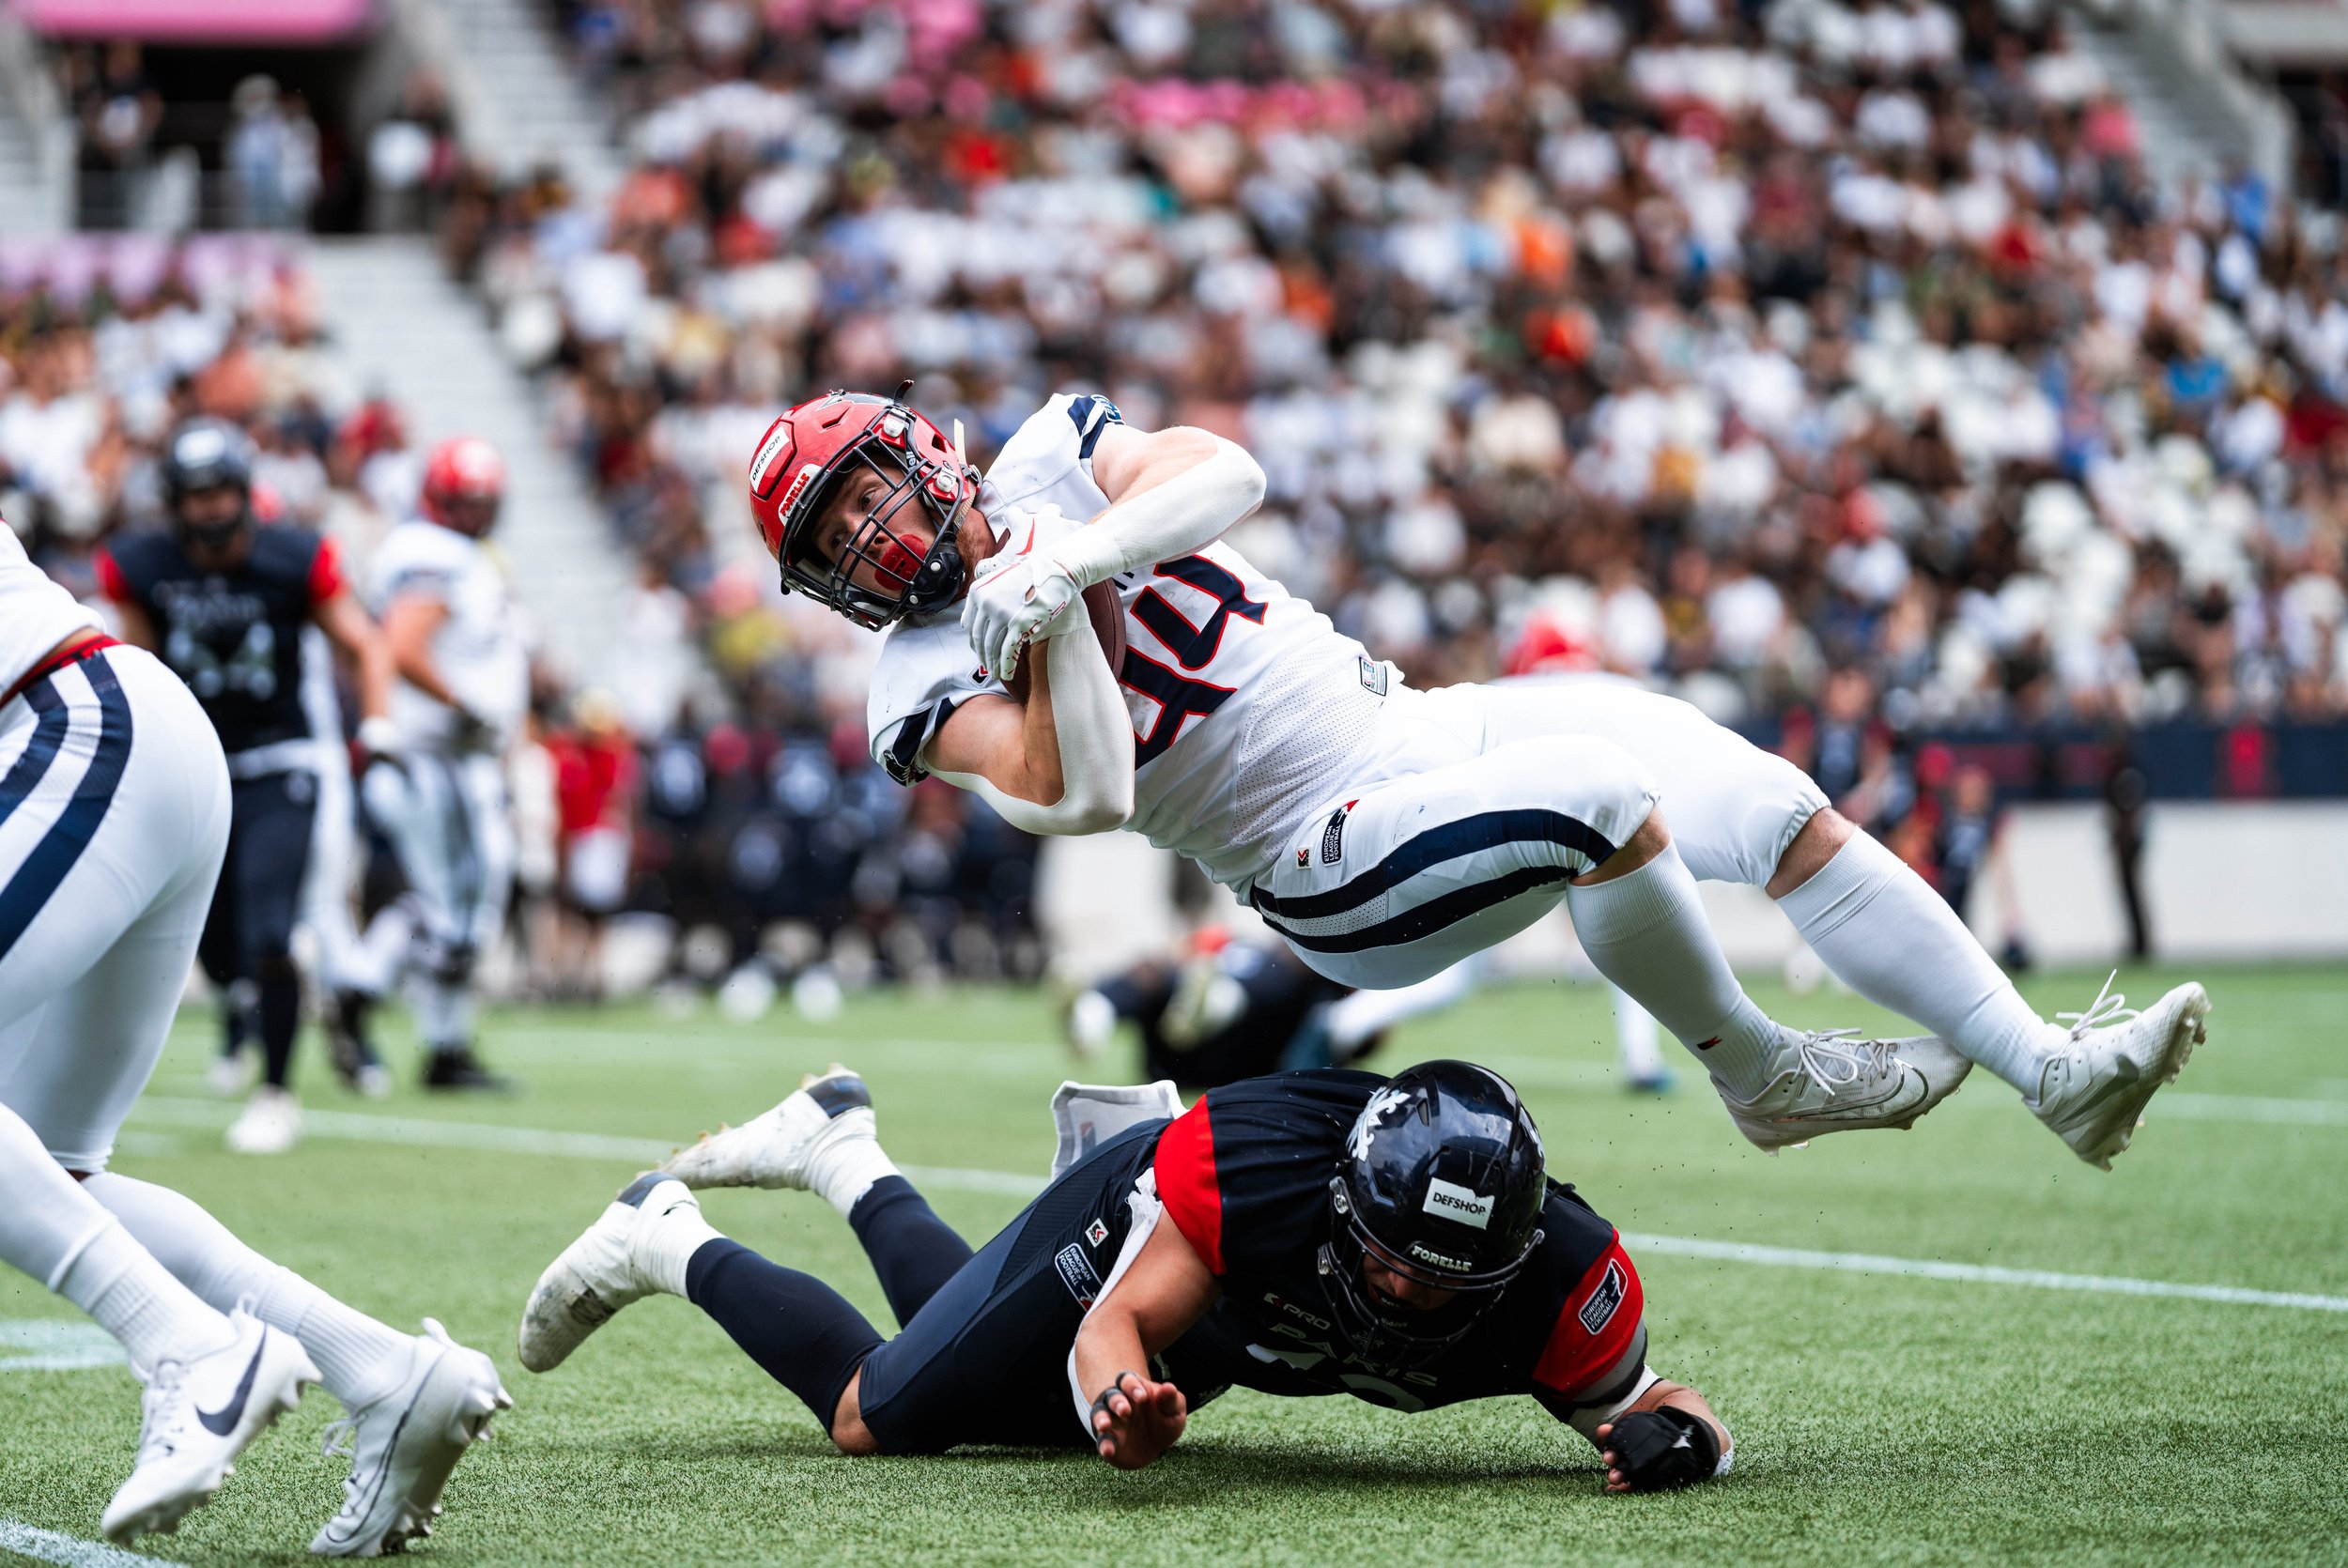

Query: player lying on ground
0 531 508 1552
521 1062 1730 1490
745 388 2208 1167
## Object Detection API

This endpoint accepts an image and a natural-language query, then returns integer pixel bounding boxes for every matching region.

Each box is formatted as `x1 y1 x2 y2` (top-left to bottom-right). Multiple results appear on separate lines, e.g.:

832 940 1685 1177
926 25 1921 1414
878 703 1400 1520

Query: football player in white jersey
746 388 2207 1167
0 527 506 1550
357 436 530 1092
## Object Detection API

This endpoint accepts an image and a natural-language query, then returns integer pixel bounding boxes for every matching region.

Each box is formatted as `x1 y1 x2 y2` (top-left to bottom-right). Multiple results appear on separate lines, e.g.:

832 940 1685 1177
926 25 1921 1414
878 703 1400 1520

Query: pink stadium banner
15 0 376 41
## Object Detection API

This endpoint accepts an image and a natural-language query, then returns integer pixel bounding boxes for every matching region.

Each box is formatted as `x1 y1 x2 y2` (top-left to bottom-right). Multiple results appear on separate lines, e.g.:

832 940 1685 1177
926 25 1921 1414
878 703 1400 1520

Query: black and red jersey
1153 1071 1647 1422
98 526 343 755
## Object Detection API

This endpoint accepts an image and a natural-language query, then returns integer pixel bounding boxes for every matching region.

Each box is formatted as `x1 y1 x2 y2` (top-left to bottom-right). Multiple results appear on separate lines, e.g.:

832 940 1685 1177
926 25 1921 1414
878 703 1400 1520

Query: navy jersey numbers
1119 555 1267 767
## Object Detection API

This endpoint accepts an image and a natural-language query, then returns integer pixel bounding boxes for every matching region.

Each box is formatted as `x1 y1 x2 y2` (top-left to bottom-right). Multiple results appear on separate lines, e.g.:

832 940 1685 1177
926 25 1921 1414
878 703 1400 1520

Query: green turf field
3 963 2345 1566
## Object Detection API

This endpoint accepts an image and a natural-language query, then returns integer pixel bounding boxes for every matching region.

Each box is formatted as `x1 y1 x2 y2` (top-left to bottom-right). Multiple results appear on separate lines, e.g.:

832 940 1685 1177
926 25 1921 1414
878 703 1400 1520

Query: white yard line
128 1098 2347 1312
130 1099 1043 1197
0 1519 181 1568
1619 1233 2348 1314
0 1322 125 1374
2150 1093 2348 1127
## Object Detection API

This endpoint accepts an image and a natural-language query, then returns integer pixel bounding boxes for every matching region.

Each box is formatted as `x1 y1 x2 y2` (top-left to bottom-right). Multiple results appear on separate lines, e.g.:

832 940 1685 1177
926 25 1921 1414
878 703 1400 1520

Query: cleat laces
1788 1028 1898 1091
2055 971 2139 1043
135 1363 191 1463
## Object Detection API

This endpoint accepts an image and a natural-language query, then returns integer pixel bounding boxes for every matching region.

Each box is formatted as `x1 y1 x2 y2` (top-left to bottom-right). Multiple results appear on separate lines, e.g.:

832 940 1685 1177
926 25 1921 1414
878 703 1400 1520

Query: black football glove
1606 1406 1721 1491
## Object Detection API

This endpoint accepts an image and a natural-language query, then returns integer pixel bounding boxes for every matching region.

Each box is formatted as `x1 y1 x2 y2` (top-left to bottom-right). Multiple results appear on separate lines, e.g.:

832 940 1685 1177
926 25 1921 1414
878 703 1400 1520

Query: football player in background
743 389 2206 1169
0 526 507 1550
98 419 399 1153
521 1062 1729 1489
1068 929 1668 1094
352 436 528 1091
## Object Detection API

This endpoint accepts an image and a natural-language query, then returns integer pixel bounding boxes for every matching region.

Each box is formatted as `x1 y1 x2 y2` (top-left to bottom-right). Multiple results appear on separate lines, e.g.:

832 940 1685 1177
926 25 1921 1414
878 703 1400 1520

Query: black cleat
422 1046 517 1094
327 990 390 1097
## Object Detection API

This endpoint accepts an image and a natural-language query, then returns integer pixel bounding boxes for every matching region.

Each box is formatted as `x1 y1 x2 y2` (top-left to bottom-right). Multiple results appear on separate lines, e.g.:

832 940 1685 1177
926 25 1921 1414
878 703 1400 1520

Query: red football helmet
1503 607 1599 677
421 436 506 536
748 388 980 630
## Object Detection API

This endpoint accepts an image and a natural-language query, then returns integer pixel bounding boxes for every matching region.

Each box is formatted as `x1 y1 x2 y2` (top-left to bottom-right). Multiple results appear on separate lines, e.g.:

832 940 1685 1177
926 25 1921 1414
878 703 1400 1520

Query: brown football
1004 580 1125 699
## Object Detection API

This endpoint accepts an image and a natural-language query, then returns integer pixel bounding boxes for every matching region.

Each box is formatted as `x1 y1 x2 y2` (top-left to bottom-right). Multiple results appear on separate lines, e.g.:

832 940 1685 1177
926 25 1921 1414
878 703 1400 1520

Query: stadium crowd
0 236 1040 992
451 0 2348 761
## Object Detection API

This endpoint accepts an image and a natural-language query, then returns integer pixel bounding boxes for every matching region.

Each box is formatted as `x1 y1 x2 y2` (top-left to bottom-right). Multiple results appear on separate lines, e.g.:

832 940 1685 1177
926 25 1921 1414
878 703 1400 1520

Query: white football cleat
309 1319 511 1558
102 1310 318 1544
517 1175 702 1374
225 1086 302 1155
2027 976 2209 1170
1719 1030 1972 1152
659 1064 873 1191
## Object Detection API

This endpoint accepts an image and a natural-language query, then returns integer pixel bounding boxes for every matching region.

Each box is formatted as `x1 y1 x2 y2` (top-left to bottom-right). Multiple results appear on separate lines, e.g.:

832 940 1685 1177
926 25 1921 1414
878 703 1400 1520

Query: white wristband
357 716 400 754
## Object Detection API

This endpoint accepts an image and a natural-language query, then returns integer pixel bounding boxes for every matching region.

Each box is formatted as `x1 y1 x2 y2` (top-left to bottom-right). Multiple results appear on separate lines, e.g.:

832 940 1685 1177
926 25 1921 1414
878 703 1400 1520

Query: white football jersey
0 526 100 698
368 519 529 754
869 393 1391 890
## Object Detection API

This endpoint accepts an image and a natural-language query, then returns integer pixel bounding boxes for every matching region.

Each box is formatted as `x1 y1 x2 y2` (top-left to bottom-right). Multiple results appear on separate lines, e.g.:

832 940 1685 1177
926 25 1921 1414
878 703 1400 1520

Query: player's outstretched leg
0 1107 317 1543
1771 816 2211 1166
661 1066 975 1325
84 1173 509 1557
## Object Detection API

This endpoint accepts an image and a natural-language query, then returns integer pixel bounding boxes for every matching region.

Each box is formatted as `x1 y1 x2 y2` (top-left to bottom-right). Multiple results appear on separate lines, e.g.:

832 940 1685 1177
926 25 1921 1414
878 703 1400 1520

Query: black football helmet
1318 1061 1548 1368
160 417 255 551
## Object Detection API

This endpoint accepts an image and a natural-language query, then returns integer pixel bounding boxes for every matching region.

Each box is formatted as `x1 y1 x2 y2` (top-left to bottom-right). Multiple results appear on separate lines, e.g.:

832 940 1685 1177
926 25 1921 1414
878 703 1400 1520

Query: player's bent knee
1766 807 1855 899
828 1372 883 1455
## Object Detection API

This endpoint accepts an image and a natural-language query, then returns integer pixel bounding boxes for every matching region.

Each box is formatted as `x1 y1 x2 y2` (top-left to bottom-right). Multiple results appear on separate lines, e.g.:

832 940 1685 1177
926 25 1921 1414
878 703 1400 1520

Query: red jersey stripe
92 547 128 605
1533 1239 1644 1398
1151 1099 1224 1275
308 535 347 605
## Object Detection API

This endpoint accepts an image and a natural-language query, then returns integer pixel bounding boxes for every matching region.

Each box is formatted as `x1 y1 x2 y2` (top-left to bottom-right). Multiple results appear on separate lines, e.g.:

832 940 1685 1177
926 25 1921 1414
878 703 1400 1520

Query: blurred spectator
446 0 2348 768
226 77 321 232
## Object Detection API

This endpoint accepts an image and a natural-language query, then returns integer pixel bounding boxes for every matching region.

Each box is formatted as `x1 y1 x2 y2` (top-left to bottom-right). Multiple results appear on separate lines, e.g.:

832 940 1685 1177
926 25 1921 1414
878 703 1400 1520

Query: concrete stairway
307 236 629 686
0 8 67 236
2071 0 2296 193
409 0 623 198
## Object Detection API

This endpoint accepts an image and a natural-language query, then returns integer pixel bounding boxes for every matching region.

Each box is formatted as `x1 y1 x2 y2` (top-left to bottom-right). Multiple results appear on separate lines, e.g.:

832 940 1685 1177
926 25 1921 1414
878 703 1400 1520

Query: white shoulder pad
368 522 470 607
983 392 1121 512
868 610 1003 786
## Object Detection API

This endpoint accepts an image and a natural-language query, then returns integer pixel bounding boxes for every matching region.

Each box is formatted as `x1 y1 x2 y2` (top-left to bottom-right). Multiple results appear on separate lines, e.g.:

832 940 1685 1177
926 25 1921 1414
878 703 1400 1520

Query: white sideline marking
129 1099 1043 1197
0 1322 125 1374
128 1098 2348 1312
2153 1093 2348 1127
0 1518 182 1568
1619 1233 2348 1314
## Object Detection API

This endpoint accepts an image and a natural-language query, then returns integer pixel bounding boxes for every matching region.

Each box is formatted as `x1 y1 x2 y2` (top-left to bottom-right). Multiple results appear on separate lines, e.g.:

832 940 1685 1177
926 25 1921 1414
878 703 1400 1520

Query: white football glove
963 528 1082 684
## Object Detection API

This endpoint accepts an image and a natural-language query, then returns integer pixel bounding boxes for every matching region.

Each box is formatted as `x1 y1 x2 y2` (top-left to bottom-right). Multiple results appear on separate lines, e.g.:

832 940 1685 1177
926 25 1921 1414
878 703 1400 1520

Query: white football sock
83 1172 415 1410
632 1186 724 1299
1566 841 1780 1099
1774 830 2062 1094
0 1105 232 1378
57 1220 238 1379
1611 985 1666 1084
810 1139 901 1221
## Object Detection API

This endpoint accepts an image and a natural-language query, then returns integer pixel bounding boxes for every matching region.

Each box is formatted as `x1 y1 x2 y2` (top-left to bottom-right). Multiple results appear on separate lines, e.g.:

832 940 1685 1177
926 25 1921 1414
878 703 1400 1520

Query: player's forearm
334 611 395 722
1053 435 1265 587
1070 1305 1150 1419
942 618 1133 835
